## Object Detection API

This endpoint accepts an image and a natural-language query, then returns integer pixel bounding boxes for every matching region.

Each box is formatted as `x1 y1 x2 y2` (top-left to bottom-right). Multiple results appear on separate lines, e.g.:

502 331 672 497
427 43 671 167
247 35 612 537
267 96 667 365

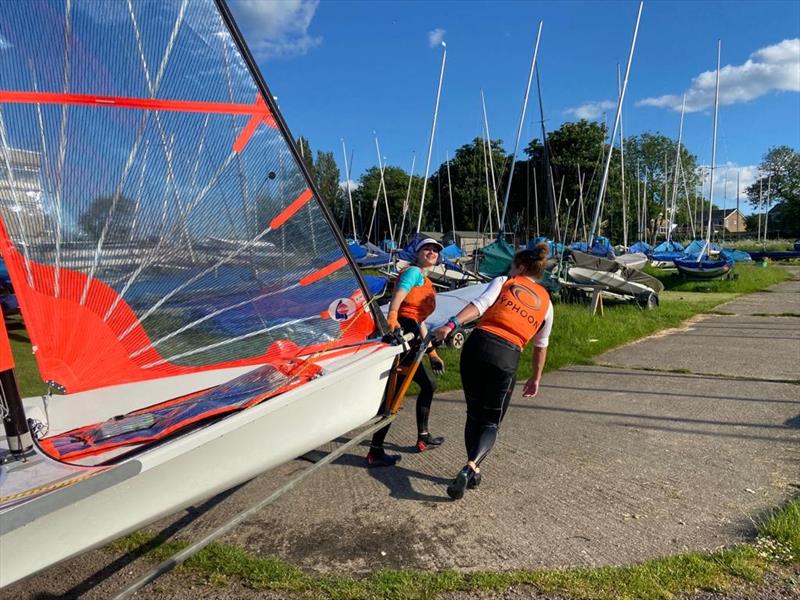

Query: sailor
433 243 553 499
366 238 446 467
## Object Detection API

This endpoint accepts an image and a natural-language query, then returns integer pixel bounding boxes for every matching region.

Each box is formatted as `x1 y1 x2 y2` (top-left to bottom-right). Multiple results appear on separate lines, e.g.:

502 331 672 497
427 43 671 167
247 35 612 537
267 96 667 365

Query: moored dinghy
0 0 402 586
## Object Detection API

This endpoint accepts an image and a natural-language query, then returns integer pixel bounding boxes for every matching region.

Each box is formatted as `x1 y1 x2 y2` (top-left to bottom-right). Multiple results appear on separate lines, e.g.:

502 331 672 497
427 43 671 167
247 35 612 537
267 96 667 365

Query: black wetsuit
370 315 436 448
459 328 520 465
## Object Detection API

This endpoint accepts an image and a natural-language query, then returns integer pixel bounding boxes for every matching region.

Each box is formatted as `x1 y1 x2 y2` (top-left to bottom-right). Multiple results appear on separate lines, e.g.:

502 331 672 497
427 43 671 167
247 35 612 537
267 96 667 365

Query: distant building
0 148 50 240
443 230 493 254
705 209 746 234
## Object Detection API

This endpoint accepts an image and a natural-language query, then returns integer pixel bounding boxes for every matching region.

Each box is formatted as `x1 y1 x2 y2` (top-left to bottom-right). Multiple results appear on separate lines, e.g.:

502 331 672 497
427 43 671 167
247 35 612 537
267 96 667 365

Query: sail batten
0 0 378 393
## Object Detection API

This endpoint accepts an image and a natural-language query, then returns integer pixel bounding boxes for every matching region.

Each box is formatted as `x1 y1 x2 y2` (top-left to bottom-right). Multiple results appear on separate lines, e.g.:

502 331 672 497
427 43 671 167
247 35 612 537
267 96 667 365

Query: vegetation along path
7 266 799 599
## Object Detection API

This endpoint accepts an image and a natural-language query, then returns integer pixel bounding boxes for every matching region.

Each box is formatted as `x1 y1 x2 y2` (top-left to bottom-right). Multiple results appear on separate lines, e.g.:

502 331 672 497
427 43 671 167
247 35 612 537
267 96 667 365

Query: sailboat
0 0 403 586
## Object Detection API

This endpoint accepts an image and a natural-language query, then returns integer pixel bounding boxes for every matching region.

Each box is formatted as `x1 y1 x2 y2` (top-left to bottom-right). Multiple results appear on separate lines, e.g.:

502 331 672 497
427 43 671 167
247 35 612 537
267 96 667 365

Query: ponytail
512 243 548 278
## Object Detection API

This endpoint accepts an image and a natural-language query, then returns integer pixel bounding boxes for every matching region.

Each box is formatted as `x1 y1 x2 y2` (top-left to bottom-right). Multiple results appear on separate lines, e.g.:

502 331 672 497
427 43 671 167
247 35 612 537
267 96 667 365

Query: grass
723 238 797 253
645 263 790 294
112 497 800 600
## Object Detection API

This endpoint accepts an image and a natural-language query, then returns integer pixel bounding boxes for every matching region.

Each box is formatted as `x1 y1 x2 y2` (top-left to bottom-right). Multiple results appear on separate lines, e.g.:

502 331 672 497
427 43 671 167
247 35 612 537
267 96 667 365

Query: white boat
0 0 400 586
566 250 663 304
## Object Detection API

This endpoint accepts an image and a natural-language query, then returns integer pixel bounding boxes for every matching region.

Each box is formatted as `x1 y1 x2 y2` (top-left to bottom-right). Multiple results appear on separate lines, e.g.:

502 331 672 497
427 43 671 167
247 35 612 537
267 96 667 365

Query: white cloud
230 0 321 59
563 100 616 120
0 34 11 51
428 28 446 48
697 162 760 203
339 180 360 192
638 38 800 112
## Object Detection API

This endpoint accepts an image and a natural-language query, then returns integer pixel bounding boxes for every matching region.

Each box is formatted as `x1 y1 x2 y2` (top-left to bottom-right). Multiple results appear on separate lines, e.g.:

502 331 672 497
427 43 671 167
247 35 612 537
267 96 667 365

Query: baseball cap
414 237 444 253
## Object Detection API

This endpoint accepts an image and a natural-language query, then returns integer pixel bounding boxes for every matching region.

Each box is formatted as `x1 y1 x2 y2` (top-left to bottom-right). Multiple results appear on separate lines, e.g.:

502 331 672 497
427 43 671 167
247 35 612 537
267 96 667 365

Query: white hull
568 267 656 297
0 343 400 587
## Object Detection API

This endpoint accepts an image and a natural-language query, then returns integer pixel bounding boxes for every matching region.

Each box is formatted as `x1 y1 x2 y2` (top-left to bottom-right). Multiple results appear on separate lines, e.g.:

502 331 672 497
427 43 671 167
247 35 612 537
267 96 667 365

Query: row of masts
333 1 768 252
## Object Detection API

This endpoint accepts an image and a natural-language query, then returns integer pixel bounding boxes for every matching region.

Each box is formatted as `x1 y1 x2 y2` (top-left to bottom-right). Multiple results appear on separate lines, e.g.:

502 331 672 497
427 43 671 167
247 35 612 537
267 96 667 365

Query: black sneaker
366 449 400 468
416 433 445 452
446 467 472 500
467 471 482 489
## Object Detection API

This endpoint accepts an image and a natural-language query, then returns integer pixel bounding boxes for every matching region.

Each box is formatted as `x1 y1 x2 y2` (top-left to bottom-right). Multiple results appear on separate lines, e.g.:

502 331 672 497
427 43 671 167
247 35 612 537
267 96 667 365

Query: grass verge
113 497 799 600
645 264 789 294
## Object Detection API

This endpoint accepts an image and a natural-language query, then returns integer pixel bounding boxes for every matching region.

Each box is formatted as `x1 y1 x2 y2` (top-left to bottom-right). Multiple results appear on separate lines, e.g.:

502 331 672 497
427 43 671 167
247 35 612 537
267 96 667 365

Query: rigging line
222 38 254 237
374 134 395 243
617 64 628 249
81 0 189 306
480 89 500 227
667 95 686 244
446 151 456 234
54 0 73 297
397 151 417 246
417 41 447 234
30 62 59 296
127 139 150 243
700 40 721 262
341 138 357 239
0 111 35 288
128 0 196 262
480 109 493 236
139 316 317 369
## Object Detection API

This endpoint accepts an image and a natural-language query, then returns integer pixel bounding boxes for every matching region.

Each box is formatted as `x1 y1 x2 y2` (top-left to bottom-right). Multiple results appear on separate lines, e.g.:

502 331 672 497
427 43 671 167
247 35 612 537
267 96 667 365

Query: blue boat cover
629 240 653 254
720 249 752 263
441 242 465 260
527 237 565 257
570 236 615 258
652 240 684 254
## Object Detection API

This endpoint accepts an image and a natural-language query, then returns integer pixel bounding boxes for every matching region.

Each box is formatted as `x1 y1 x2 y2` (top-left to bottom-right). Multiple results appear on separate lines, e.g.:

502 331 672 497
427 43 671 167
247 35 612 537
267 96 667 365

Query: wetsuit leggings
459 329 520 466
370 319 436 448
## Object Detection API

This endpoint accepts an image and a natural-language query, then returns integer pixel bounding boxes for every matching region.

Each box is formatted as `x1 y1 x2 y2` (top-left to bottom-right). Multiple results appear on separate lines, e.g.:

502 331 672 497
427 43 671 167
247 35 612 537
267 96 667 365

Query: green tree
746 146 799 237
295 136 315 182
314 150 344 223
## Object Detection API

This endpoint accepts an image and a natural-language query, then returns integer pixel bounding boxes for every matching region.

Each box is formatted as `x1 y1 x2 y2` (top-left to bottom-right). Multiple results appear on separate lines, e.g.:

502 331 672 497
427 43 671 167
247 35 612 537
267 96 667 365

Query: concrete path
9 272 800 598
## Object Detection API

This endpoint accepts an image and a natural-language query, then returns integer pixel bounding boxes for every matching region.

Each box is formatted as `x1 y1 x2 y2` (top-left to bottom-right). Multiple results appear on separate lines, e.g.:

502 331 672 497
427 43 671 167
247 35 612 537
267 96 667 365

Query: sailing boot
467 470 482 489
416 432 445 452
366 447 400 468
446 466 474 500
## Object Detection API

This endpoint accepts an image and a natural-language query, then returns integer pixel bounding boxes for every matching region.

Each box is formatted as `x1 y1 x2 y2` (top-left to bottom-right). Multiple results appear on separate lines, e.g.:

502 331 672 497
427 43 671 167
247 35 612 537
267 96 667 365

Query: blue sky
229 0 800 207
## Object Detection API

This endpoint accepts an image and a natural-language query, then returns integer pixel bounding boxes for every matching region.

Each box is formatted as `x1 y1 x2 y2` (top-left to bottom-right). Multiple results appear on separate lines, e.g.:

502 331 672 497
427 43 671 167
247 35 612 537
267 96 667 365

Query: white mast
397 152 416 246
480 88 501 228
499 21 543 235
700 39 721 261
588 1 643 246
374 133 395 244
667 94 686 244
533 166 540 237
480 126 494 237
340 138 357 239
416 41 447 234
764 173 772 241
617 63 628 249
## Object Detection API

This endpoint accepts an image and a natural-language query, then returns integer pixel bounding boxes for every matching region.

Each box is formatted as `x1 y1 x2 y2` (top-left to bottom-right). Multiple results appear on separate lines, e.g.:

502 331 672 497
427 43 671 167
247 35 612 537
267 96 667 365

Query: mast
416 41 447 234
722 168 728 244
374 133 394 244
617 64 628 248
446 151 456 235
499 21 543 237
480 89 501 228
667 94 686 244
700 39 721 261
533 166 540 237
0 310 32 455
340 138 357 239
480 123 494 237
764 173 772 241
736 169 740 236
757 178 762 243
397 152 417 246
588 1 643 246
534 64 557 240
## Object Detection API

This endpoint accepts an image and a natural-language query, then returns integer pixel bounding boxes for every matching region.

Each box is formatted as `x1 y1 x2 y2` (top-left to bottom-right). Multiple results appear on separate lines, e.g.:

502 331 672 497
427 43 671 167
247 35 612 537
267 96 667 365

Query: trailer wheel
641 291 659 310
448 327 468 349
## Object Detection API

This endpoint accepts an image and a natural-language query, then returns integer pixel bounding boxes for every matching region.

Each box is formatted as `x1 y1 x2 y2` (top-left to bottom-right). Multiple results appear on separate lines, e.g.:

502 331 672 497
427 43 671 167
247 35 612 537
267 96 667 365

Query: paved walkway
10 270 800 598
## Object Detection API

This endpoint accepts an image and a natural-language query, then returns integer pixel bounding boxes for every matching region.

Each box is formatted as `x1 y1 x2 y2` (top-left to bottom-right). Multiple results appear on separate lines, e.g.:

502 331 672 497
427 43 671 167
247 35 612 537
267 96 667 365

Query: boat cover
479 239 515 277
628 240 653 254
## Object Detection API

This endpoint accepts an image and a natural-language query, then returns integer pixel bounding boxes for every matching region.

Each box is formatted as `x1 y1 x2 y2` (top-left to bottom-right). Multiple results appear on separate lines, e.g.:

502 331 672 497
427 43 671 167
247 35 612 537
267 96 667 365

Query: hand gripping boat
0 0 402 586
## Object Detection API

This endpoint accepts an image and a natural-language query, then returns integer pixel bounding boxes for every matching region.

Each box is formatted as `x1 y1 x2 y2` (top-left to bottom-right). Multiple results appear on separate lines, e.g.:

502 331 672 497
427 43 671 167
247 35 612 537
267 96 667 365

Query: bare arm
523 346 547 397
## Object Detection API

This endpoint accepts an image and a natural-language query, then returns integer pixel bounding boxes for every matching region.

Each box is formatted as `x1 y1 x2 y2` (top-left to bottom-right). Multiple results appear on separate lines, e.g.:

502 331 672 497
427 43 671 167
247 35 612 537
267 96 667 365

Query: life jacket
397 267 436 322
476 276 550 349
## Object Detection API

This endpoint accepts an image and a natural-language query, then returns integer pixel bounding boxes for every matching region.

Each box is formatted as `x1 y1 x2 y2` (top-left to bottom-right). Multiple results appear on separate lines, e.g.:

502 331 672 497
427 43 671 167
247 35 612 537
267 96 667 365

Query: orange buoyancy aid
397 268 436 322
476 276 551 349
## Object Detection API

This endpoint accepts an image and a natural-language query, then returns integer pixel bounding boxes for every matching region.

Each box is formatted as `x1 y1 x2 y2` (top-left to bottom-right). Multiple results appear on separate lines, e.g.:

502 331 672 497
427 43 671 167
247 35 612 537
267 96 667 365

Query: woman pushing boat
433 244 553 499
366 238 447 467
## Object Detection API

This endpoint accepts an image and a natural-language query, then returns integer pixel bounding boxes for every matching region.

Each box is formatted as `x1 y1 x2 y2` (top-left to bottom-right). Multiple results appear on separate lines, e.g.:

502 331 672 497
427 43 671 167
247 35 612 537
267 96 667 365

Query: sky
228 0 800 211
